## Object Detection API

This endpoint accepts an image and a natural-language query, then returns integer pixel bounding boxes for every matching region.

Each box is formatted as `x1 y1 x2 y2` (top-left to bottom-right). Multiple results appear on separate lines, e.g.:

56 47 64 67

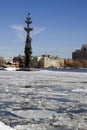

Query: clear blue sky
0 0 87 58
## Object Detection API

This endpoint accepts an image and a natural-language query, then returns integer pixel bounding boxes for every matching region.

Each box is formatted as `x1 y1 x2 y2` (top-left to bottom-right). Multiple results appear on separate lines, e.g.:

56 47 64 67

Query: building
72 44 87 60
13 55 24 68
12 54 65 68
4 57 13 64
37 55 64 68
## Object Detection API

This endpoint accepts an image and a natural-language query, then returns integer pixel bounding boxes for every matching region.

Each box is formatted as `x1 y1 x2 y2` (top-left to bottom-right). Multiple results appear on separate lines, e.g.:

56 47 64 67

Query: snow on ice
0 69 87 130
0 121 15 130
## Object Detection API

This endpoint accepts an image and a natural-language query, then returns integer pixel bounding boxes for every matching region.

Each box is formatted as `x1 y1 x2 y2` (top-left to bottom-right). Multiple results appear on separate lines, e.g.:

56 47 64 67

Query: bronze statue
24 13 33 68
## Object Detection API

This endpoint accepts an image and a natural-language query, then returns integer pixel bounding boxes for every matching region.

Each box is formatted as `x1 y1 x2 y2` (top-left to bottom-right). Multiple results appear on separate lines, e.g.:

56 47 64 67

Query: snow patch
0 121 15 130
11 110 57 119
72 89 87 93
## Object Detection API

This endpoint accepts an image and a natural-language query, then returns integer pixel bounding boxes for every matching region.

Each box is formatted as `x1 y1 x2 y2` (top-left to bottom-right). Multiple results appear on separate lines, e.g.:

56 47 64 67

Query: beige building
4 57 13 64
36 55 64 68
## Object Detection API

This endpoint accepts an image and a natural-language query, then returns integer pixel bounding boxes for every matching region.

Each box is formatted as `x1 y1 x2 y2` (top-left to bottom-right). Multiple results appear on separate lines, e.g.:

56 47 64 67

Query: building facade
72 44 87 60
37 55 64 68
12 54 65 68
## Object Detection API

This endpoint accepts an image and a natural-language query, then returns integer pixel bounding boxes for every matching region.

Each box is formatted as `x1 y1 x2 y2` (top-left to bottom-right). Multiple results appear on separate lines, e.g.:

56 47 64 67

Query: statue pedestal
16 68 40 71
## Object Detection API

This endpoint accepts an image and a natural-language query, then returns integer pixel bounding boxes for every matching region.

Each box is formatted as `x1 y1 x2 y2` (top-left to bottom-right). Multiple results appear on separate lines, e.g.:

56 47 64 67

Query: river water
0 69 87 130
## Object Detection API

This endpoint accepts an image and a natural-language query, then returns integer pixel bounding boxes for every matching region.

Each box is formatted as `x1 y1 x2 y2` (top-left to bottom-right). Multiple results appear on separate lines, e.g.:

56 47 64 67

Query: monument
17 13 39 71
24 13 33 68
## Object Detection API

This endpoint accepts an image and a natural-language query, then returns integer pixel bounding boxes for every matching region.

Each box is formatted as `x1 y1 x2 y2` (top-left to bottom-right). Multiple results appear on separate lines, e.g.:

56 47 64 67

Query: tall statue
24 13 33 68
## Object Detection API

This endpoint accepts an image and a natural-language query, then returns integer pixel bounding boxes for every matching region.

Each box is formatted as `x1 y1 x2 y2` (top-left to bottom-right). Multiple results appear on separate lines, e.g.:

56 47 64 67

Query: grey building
72 44 87 60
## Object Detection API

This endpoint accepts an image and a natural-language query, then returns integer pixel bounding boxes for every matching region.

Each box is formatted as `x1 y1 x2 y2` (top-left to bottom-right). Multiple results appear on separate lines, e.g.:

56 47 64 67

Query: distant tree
72 60 82 68
72 59 87 68
80 60 87 68
0 57 6 67
64 59 72 68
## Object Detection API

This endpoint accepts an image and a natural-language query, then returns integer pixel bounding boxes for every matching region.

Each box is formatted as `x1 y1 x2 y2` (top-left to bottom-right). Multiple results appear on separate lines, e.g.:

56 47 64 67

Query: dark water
44 68 87 73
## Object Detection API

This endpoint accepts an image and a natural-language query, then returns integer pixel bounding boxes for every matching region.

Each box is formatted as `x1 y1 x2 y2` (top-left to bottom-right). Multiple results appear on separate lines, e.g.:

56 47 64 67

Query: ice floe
72 88 87 93
0 69 87 130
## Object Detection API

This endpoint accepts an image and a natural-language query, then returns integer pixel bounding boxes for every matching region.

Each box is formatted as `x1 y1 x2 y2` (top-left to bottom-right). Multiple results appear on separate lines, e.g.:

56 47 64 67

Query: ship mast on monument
24 13 33 68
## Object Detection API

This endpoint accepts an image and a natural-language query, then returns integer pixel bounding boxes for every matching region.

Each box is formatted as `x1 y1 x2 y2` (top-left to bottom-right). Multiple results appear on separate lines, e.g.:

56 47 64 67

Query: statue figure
24 13 33 68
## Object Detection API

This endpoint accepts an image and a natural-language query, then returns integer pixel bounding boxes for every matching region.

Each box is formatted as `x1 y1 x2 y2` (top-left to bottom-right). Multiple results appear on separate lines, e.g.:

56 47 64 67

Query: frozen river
0 69 87 130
